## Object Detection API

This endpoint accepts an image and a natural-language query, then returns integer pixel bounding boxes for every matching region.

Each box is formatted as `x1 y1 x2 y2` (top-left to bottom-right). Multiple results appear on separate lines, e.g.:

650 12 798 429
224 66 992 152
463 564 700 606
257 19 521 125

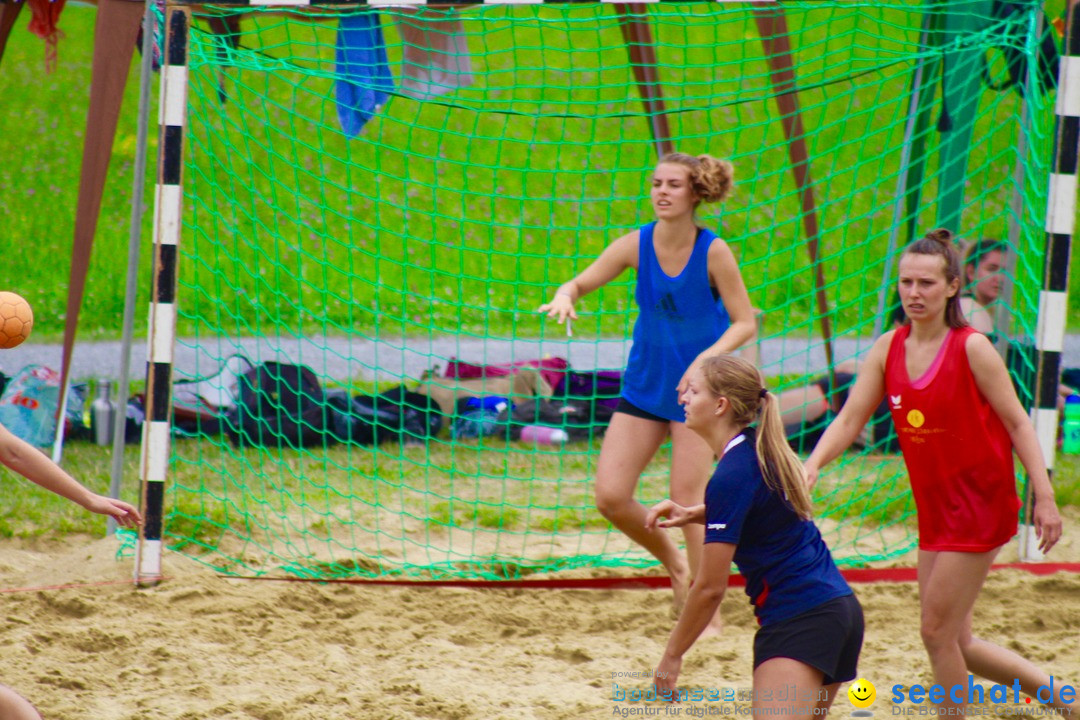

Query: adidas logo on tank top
653 292 681 320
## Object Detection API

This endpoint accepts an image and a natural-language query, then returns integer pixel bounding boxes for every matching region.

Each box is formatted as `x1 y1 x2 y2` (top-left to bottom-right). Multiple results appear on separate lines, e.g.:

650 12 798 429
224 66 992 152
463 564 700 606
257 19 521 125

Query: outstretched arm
0 423 142 528
645 499 706 529
804 332 892 488
966 333 1062 553
654 541 733 698
537 232 637 326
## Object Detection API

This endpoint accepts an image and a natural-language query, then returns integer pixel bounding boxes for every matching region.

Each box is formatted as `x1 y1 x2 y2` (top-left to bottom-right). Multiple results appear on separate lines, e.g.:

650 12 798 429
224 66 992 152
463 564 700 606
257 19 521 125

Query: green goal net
164 0 1056 579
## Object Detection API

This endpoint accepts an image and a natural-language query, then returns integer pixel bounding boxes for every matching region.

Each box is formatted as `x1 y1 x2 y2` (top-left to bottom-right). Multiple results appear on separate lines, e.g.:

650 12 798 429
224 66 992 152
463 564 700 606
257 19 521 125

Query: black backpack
326 390 403 445
328 387 443 445
226 362 337 449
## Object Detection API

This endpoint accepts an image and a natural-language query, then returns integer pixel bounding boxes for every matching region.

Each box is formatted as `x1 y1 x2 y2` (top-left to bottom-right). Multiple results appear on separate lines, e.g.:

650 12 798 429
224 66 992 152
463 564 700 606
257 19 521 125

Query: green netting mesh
166 1 1056 579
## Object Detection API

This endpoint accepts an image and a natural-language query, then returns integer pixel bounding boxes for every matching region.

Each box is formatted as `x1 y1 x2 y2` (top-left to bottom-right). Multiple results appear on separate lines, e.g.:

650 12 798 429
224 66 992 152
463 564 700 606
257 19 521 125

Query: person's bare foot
698 606 724 638
672 574 724 637
669 565 690 619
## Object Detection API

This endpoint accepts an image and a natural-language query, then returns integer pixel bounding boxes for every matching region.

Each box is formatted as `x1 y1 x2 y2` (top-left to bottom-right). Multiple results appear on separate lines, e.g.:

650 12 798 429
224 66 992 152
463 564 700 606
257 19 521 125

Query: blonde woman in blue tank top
539 153 756 622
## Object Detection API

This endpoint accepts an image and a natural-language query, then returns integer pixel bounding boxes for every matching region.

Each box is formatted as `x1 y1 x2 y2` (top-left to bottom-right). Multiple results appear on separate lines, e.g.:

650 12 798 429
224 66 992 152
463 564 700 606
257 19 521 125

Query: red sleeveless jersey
884 325 1019 552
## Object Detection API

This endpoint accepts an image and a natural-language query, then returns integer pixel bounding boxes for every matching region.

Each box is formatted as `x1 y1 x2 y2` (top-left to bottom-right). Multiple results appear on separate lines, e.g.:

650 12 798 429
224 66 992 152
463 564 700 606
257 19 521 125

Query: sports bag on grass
226 362 337 449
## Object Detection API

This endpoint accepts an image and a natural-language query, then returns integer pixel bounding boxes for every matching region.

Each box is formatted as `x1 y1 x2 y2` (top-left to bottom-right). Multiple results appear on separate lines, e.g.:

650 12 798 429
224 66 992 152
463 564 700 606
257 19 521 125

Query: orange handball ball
0 292 34 349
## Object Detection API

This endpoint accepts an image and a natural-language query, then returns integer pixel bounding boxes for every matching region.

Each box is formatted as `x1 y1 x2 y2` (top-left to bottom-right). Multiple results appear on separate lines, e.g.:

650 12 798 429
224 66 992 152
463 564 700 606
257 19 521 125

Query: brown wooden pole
615 4 673 159
0 1 24 65
57 0 145 437
752 2 836 372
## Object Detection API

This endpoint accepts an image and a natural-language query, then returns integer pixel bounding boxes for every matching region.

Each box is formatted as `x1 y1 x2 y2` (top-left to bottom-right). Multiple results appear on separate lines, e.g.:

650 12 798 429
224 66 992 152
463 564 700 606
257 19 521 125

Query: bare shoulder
864 329 898 368
705 237 742 283
963 329 1001 365
706 235 737 263
873 328 898 351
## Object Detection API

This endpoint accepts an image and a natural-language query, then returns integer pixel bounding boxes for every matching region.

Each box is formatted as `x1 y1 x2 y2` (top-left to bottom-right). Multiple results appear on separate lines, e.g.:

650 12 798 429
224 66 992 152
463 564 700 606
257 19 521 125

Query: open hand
84 495 142 529
654 654 682 702
537 293 577 326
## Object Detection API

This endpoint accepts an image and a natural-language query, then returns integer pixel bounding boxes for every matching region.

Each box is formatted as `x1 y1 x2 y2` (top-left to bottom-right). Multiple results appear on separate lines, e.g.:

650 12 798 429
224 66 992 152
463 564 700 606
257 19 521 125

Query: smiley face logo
848 678 876 709
906 409 925 428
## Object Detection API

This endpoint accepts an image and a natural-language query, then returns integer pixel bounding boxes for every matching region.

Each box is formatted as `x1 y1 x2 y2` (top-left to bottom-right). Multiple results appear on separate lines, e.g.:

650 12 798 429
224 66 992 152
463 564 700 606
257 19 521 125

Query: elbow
695 581 727 605
0 440 22 470
740 320 758 346
0 434 36 476
731 319 757 349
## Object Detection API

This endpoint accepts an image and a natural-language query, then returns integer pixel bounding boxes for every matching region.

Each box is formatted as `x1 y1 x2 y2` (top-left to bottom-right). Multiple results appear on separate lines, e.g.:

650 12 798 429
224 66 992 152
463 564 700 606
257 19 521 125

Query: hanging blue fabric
335 12 394 138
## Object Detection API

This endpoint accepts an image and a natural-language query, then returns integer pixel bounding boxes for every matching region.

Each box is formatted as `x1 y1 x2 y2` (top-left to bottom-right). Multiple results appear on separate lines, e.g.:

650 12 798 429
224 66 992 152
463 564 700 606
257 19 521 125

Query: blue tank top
621 222 730 421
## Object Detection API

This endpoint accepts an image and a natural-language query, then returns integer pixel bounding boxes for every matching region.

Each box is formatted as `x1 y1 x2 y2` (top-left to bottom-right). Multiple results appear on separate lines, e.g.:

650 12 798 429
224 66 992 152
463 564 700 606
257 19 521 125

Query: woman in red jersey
804 228 1069 714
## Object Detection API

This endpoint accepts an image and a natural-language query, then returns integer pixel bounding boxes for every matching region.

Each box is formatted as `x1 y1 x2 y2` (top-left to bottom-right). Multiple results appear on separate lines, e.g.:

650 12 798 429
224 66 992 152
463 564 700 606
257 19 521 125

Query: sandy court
0 516 1077 720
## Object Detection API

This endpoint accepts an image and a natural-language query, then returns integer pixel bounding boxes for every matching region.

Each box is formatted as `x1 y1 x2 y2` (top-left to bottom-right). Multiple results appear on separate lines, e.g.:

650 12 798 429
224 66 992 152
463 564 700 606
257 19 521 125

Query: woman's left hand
645 499 699 530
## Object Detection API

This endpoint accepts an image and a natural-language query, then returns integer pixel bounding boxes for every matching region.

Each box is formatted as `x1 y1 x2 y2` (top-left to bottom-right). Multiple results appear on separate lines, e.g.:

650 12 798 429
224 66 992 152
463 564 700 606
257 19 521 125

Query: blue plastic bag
0 365 85 446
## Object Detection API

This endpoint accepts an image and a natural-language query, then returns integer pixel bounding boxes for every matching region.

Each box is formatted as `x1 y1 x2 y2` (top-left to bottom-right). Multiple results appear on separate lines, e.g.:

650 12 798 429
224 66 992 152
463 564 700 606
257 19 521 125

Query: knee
919 614 959 654
594 483 631 520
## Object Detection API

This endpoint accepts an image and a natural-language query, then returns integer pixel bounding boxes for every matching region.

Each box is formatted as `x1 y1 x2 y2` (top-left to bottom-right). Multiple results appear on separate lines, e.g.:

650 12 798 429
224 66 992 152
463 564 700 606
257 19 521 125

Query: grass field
1 2 1077 345
0 436 920 563
7 439 1079 574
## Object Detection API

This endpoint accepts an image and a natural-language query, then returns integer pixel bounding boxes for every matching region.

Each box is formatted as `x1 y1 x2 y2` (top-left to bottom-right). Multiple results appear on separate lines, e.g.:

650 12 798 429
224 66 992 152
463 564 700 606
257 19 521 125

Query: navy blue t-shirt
704 429 851 625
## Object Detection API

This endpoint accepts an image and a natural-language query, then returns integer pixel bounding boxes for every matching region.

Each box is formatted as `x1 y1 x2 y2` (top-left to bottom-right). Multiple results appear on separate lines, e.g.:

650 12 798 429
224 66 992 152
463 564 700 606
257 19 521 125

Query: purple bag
554 369 623 411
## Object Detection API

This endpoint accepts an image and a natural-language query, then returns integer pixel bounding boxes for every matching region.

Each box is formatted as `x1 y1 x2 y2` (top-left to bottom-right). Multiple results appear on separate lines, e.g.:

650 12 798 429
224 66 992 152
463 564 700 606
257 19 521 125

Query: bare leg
834 359 859 375
668 421 722 631
919 549 1076 715
814 683 843 716
963 636 1075 714
753 657 828 720
594 413 686 595
667 421 716 573
918 549 997 712
0 685 43 720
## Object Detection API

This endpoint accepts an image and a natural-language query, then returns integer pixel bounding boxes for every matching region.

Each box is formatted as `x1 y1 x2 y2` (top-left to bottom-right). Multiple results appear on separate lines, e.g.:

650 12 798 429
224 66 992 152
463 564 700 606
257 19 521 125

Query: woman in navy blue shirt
539 154 756 621
646 354 862 714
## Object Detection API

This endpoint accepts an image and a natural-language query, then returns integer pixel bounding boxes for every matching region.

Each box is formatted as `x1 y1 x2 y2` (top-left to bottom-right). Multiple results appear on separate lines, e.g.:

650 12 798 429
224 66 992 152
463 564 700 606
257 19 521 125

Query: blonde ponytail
756 392 813 520
698 355 813 520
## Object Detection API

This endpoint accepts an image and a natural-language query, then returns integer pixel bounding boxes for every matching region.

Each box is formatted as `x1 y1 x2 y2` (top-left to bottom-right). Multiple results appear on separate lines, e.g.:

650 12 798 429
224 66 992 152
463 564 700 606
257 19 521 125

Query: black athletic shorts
614 397 670 424
753 593 864 685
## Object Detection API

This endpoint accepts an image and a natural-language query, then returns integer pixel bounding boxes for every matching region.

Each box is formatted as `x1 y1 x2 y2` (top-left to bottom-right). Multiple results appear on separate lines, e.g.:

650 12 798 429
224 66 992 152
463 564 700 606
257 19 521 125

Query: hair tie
759 388 768 399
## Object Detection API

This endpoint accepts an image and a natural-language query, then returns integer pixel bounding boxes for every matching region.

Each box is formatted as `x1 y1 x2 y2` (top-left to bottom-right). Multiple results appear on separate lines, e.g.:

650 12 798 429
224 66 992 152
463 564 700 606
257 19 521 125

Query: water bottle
519 424 568 445
1064 394 1080 455
91 381 117 446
